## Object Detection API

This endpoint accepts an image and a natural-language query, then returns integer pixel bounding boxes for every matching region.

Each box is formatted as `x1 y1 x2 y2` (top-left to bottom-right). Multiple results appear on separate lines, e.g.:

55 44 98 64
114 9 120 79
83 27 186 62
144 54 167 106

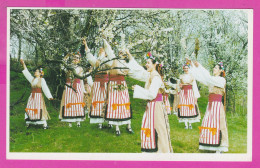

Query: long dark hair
149 58 164 78
216 64 226 77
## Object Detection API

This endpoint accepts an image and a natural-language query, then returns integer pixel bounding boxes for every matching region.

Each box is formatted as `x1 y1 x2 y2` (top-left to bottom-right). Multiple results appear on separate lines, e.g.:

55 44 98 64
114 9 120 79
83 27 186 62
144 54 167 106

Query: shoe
98 124 102 129
69 123 72 127
185 126 188 129
77 123 81 127
108 124 113 129
116 130 121 136
189 125 192 129
126 127 134 134
43 126 49 129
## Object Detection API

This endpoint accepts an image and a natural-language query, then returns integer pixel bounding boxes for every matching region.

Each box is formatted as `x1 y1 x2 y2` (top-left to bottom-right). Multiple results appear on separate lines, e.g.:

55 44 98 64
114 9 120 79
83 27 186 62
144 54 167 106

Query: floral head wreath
218 62 225 70
72 49 81 57
146 52 155 60
40 68 44 77
146 52 164 68
183 62 191 68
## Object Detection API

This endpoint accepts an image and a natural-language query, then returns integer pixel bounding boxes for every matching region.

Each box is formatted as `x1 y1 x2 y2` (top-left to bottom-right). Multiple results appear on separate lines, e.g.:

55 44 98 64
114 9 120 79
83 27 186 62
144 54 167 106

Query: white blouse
189 63 226 89
180 73 200 98
127 58 163 100
22 69 53 99
85 41 113 68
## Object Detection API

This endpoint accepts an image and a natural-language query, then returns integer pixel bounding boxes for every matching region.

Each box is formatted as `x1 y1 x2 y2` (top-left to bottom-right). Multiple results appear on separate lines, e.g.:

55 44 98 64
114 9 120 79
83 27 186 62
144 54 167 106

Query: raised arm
195 63 226 88
83 38 99 67
124 50 149 82
20 59 34 83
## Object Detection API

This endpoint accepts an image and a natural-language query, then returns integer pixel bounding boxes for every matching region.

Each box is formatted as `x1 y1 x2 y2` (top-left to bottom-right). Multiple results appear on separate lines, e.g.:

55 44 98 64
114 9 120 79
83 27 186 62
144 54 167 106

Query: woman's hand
179 83 183 88
193 61 199 67
20 59 27 69
125 48 133 60
185 58 191 64
49 98 54 100
82 38 88 50
132 85 136 90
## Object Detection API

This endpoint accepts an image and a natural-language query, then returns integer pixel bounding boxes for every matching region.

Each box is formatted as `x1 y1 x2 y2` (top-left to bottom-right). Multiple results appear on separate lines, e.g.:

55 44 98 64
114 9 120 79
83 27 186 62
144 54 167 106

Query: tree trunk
17 34 22 62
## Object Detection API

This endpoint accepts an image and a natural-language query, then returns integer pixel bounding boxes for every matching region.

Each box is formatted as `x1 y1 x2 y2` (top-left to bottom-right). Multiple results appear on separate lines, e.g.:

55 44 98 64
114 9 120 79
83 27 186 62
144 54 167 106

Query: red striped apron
163 94 171 115
89 73 109 118
199 94 222 146
141 94 162 152
63 78 85 118
178 85 198 118
25 88 42 121
105 75 131 121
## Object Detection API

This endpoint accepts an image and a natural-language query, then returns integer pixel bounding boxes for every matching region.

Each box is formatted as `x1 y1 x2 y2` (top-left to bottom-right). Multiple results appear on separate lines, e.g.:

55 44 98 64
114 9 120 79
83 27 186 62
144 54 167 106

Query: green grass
9 72 247 153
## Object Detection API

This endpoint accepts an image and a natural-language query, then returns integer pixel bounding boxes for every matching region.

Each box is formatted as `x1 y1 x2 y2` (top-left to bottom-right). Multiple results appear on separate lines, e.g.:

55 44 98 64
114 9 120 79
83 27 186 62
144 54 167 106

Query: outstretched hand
185 57 191 64
125 49 133 60
82 38 88 49
20 59 24 65
193 61 199 67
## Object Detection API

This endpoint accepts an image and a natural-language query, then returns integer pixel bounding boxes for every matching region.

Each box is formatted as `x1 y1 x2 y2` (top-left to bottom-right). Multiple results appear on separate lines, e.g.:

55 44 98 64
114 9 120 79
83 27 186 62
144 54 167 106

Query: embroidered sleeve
133 76 162 100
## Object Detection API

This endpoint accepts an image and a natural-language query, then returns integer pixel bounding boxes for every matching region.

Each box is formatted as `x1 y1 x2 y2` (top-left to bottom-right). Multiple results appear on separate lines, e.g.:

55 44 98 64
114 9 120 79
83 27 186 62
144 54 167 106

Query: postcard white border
6 7 253 161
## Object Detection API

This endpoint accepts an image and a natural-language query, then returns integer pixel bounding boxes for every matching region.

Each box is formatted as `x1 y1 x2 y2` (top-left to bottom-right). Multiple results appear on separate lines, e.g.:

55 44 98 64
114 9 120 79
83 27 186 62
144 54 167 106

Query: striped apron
89 73 109 118
141 94 163 152
199 94 222 146
105 75 131 121
25 88 42 121
163 94 171 115
62 78 85 118
178 85 198 118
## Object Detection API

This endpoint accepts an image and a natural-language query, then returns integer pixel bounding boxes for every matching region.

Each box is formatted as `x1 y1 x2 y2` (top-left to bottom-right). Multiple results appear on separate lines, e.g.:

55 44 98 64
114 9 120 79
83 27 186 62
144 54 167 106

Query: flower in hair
183 62 190 68
159 63 163 67
40 68 44 76
146 52 155 60
218 62 224 70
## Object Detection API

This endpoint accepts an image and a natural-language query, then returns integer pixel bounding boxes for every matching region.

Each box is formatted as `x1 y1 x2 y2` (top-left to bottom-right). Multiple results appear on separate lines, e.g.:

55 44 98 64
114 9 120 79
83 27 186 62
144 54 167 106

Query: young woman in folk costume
127 51 173 153
177 63 201 129
189 59 228 153
102 40 133 136
83 39 112 129
59 51 86 127
20 59 53 129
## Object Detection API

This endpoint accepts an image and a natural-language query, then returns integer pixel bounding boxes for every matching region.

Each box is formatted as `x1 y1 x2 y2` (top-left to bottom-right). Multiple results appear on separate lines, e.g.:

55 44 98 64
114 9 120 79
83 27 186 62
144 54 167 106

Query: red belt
209 94 222 102
31 88 41 93
31 88 41 98
208 94 222 112
109 75 125 84
95 73 109 88
66 78 80 90
182 85 192 97
149 94 163 102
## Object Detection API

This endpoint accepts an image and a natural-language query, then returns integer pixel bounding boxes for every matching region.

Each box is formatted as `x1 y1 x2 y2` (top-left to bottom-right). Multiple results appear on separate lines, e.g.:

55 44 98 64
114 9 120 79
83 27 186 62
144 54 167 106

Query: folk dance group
20 38 228 153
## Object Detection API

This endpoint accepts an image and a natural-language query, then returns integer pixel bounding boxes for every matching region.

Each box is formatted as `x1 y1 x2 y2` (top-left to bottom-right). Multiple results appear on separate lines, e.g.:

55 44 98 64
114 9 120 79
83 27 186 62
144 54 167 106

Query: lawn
9 71 247 153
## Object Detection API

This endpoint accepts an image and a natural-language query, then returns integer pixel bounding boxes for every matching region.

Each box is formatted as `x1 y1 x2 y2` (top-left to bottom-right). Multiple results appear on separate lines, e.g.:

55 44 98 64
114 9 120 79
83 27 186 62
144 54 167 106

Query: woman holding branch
59 51 86 127
20 59 53 129
188 58 228 153
127 51 172 153
177 62 201 129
